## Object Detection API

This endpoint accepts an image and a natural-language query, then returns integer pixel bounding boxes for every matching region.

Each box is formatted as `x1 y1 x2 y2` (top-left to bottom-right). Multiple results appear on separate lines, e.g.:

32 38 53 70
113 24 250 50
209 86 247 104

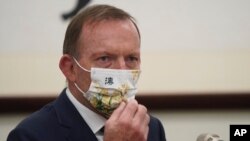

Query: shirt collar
66 88 106 134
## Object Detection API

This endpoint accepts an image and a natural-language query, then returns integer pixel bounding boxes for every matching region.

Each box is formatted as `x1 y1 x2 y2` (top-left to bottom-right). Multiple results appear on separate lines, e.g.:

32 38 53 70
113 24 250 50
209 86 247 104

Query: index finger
108 101 126 121
119 99 138 120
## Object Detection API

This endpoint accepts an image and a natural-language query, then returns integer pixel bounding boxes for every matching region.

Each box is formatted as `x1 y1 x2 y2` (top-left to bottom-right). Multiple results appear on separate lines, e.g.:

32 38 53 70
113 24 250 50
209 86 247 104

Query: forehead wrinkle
83 20 139 42
78 20 140 57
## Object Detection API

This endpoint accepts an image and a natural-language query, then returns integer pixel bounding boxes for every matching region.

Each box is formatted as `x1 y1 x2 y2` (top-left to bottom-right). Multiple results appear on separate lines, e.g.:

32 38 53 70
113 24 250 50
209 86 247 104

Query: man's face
74 19 141 92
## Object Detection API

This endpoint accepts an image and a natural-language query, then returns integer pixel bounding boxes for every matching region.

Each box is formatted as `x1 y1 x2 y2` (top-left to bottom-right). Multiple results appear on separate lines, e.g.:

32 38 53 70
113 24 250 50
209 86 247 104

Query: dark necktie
100 126 105 134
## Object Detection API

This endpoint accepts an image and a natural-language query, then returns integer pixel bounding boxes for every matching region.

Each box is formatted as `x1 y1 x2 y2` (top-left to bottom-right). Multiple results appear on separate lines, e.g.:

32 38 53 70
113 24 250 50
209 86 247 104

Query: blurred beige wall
0 1 249 141
1 0 250 96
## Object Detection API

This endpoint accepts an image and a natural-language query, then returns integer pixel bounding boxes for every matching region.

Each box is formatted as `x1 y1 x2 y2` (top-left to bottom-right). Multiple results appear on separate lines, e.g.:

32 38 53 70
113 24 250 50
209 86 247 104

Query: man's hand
104 99 150 141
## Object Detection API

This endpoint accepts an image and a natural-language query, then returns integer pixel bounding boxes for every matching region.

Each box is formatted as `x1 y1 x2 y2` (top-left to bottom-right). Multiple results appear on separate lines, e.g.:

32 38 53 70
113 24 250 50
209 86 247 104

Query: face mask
73 58 141 117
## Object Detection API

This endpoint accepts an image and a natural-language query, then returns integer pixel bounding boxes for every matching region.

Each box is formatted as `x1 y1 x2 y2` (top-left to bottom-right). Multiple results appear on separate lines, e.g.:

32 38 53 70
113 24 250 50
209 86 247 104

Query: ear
59 54 76 82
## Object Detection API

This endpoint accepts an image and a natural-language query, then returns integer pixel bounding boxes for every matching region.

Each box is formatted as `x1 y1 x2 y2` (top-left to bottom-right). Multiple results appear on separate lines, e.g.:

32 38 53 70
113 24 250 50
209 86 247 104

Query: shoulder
12 89 68 132
19 102 56 129
149 115 161 124
148 115 167 141
7 102 58 141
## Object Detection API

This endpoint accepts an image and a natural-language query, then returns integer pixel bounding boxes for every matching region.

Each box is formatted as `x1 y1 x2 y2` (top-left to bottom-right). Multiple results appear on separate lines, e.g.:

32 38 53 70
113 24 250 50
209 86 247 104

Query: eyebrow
89 47 140 58
90 51 112 58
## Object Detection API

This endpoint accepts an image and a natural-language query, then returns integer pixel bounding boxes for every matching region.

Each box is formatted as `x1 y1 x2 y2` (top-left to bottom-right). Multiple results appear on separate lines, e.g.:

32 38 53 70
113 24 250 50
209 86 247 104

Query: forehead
78 19 140 54
83 19 139 40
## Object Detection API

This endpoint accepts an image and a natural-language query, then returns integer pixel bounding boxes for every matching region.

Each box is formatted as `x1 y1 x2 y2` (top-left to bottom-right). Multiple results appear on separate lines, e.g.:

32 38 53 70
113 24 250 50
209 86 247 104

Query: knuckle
139 104 147 113
146 114 150 123
129 99 138 107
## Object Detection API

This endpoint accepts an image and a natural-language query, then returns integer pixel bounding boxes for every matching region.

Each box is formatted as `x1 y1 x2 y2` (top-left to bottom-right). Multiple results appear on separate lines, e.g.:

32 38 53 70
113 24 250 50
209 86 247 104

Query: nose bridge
116 57 127 69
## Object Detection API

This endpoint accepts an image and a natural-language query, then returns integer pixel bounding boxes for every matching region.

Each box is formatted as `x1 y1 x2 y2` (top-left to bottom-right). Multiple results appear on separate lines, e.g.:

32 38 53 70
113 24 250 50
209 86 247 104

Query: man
7 4 166 141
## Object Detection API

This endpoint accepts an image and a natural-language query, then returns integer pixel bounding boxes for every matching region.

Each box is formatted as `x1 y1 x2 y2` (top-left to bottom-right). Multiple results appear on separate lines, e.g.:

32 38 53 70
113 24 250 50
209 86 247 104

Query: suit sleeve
148 116 167 141
157 118 167 141
7 127 41 141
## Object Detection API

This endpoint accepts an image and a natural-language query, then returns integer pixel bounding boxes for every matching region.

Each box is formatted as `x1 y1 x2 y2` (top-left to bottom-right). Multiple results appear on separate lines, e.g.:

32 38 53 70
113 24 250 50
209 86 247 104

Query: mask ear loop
72 57 90 97
74 82 88 97
72 57 91 72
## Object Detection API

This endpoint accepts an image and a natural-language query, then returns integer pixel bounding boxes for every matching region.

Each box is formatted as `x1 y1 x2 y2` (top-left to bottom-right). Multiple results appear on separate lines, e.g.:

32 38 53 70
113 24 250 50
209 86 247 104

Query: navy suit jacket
7 89 166 141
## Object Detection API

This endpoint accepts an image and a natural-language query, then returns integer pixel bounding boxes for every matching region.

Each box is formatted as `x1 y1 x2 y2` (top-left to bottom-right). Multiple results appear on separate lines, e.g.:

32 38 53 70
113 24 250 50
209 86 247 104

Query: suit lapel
53 89 98 141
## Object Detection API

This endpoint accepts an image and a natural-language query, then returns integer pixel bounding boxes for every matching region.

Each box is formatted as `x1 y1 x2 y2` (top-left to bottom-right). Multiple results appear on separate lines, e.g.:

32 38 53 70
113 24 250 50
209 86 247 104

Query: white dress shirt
66 88 106 141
